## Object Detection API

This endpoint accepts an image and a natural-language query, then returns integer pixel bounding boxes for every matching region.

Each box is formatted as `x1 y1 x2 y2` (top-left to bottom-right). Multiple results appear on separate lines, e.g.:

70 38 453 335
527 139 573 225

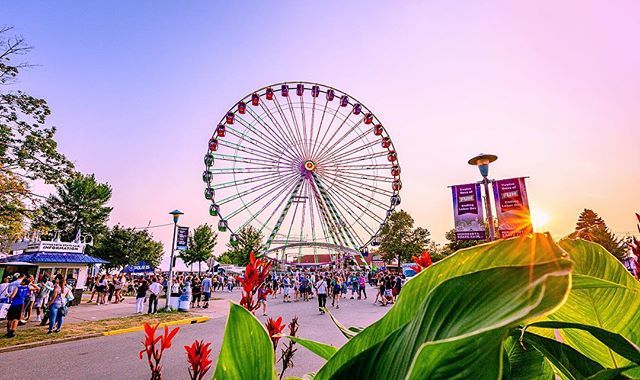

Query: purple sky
5 1 640 256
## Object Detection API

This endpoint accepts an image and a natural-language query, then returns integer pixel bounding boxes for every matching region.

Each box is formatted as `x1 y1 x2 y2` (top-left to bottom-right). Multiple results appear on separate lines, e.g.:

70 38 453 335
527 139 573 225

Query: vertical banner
492 177 532 238
451 183 486 240
176 226 189 251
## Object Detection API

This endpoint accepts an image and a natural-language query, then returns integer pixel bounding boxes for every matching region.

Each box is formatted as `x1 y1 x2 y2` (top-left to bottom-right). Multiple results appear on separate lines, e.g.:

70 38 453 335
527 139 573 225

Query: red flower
411 251 433 273
265 316 286 350
238 252 273 312
139 322 180 380
184 340 213 380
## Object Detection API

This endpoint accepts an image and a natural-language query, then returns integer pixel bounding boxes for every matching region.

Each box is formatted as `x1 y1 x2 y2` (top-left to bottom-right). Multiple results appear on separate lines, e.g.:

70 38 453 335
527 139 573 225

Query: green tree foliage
0 26 74 242
33 173 112 244
93 225 163 270
180 223 217 273
572 208 625 259
217 225 263 266
378 210 431 268
441 228 484 256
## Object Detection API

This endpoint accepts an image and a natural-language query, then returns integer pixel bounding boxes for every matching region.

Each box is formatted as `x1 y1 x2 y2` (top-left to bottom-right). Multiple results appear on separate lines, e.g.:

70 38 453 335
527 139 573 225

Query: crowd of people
0 272 75 338
255 268 408 315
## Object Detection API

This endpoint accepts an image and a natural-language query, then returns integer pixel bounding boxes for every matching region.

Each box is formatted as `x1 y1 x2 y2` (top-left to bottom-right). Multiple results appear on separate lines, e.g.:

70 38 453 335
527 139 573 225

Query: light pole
165 209 184 310
468 154 498 241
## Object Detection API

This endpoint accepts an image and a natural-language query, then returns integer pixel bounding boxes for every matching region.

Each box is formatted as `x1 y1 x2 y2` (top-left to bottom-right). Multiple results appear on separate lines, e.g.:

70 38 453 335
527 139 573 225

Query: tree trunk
198 261 201 274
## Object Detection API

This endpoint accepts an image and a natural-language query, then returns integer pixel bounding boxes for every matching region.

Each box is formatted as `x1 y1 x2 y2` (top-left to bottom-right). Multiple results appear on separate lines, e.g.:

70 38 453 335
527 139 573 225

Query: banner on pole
492 177 532 238
451 183 486 240
176 226 189 251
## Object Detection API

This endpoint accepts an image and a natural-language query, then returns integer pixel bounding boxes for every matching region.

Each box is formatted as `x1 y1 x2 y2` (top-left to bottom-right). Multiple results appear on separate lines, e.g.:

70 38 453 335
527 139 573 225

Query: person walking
201 274 212 309
358 273 367 300
5 278 38 338
315 275 328 314
135 279 148 314
46 276 70 334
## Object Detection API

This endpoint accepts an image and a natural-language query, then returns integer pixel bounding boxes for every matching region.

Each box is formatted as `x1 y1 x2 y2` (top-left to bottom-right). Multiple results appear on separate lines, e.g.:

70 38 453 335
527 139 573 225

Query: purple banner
452 183 486 240
492 177 532 238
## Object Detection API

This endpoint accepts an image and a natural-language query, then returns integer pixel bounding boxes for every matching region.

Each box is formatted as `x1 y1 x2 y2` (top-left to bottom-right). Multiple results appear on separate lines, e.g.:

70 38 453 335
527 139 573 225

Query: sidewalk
12 293 231 328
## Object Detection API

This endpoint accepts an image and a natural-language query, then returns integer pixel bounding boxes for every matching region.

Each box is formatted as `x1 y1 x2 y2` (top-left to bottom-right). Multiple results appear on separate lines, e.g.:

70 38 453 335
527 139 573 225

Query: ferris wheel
202 82 401 265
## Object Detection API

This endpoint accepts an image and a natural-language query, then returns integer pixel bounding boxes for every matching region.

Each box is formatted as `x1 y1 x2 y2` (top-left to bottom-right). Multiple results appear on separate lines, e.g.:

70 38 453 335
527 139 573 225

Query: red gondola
217 124 226 137
251 93 260 106
364 113 373 124
237 101 246 114
265 87 274 100
381 137 391 148
311 85 320 97
387 151 397 162
353 103 362 115
391 165 401 177
340 95 349 107
392 180 402 191
326 89 335 101
296 83 304 96
281 85 289 97
373 124 384 136
209 138 218 151
226 112 234 124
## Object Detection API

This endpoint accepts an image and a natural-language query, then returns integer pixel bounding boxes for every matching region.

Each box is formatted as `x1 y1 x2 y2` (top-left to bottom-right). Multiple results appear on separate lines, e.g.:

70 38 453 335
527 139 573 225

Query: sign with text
176 226 189 251
451 183 486 240
492 177 532 238
25 241 84 253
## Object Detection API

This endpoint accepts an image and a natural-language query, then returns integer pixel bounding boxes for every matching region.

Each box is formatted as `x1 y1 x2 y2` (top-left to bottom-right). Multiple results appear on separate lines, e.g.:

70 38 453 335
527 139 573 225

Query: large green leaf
286 335 337 360
324 307 363 340
315 234 571 379
528 321 640 365
317 260 572 379
212 302 276 380
547 239 640 377
503 335 554 380
520 331 609 379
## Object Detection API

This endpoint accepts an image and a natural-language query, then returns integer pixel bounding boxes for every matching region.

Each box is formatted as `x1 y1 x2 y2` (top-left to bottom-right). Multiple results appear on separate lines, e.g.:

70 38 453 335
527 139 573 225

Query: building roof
0 252 108 265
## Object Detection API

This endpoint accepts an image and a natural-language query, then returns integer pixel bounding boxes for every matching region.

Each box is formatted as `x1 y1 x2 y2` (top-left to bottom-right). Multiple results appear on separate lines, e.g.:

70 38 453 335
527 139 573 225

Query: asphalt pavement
0 288 390 379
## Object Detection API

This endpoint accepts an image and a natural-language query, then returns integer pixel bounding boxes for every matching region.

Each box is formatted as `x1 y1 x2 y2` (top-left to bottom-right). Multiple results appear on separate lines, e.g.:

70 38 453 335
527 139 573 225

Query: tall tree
33 173 112 244
572 209 625 260
180 224 217 273
217 225 263 266
93 225 164 270
379 210 431 269
0 26 74 243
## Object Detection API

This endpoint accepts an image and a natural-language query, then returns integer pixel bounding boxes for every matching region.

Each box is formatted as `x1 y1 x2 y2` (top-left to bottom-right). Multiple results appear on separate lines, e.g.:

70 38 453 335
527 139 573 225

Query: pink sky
5 1 640 256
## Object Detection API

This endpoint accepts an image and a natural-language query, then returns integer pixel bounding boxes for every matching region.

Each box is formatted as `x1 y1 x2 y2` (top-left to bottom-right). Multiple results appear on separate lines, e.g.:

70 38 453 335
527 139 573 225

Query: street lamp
468 153 498 241
165 209 184 310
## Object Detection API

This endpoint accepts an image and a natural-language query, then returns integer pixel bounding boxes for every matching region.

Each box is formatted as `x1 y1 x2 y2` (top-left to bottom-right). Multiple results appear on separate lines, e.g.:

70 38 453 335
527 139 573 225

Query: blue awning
0 252 108 265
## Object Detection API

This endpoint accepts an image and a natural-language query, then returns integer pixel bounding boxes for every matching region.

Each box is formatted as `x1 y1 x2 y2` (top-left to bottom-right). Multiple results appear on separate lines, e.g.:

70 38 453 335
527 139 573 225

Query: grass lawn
0 311 196 349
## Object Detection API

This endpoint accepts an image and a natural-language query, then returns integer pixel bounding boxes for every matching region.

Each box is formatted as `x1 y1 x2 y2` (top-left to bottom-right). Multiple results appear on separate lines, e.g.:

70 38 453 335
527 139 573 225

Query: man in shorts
202 274 212 309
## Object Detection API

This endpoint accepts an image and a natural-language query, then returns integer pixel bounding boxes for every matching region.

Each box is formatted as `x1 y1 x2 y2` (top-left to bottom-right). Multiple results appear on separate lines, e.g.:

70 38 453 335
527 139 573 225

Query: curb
0 316 210 354
102 316 210 336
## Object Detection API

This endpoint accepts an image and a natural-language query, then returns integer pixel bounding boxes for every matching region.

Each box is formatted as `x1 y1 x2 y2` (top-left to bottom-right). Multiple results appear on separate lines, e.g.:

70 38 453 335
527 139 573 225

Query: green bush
212 234 640 379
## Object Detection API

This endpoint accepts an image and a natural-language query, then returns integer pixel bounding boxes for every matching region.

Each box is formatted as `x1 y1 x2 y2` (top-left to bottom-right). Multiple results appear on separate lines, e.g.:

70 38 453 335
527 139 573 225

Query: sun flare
530 208 550 231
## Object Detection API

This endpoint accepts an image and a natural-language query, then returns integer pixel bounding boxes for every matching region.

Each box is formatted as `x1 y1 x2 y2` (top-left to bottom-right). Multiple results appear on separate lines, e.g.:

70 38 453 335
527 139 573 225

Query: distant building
0 238 108 296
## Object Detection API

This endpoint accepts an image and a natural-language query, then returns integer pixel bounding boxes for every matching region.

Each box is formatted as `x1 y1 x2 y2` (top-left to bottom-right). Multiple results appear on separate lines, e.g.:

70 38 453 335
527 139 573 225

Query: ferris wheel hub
303 160 316 172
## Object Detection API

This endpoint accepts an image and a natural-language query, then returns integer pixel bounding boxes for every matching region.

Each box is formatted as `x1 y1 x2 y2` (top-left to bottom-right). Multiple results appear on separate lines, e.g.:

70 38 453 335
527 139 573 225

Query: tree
93 225 164 270
378 210 431 269
440 228 486 256
0 26 74 241
33 173 112 245
180 224 217 273
571 209 625 260
217 225 263 266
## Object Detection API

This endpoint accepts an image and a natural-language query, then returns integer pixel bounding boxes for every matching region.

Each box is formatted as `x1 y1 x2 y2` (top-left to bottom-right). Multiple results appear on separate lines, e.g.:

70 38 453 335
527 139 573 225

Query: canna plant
139 323 180 380
239 252 273 313
184 340 213 380
210 233 640 379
